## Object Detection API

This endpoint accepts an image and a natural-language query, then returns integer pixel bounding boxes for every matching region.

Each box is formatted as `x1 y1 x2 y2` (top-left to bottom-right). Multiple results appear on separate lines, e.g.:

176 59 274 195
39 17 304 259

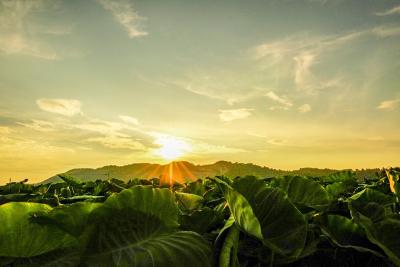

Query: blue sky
0 0 399 182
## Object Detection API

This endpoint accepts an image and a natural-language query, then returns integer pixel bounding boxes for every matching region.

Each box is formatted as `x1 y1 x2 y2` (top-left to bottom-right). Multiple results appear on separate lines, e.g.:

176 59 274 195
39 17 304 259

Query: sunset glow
0 0 399 183
154 135 192 161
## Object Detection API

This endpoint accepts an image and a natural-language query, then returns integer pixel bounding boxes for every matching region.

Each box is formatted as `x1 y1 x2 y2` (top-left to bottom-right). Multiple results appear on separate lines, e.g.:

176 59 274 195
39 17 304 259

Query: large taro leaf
175 191 204 211
85 185 212 267
349 188 400 266
349 188 393 222
3 249 82 267
0 202 76 258
32 202 101 237
221 176 307 257
324 171 358 198
274 223 322 265
180 207 224 234
314 214 383 256
279 176 331 211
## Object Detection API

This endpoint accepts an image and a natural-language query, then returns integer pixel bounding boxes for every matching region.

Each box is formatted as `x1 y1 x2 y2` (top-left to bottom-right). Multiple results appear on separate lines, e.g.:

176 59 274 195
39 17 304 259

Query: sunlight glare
154 135 191 160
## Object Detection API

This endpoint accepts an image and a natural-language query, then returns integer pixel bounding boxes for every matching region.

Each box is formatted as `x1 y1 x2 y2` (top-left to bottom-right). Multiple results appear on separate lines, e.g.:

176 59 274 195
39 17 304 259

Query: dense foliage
0 168 399 266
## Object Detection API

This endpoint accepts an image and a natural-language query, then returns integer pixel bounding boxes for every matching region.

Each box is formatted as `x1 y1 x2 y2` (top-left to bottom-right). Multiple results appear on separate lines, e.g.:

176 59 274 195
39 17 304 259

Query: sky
0 0 399 183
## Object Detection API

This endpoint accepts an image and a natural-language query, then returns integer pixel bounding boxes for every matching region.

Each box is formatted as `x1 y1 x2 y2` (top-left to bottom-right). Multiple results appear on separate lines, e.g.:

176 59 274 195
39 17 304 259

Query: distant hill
41 161 380 184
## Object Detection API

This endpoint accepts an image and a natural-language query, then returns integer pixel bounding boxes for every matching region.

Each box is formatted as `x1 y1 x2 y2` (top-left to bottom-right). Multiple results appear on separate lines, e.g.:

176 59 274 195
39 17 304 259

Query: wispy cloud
375 5 400 16
0 0 68 60
305 0 344 5
119 115 139 125
174 74 264 105
87 136 146 151
219 108 253 122
36 99 82 117
377 99 400 110
371 25 400 37
294 52 316 89
265 91 293 110
267 138 287 146
17 120 55 132
75 119 129 137
97 0 148 38
298 104 312 113
253 26 400 92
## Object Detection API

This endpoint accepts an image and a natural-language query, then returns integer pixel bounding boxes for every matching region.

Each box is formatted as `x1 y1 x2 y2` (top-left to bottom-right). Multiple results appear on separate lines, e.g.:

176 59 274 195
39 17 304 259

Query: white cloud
0 0 67 60
219 108 253 122
174 74 264 105
371 25 400 37
253 26 399 92
17 120 55 132
265 91 293 110
375 5 400 16
97 0 148 38
119 115 139 125
298 104 312 113
377 99 400 110
294 52 316 89
36 98 82 117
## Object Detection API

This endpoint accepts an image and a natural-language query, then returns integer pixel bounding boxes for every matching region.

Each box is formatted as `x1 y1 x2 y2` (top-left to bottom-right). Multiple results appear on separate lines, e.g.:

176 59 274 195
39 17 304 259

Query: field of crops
0 169 399 267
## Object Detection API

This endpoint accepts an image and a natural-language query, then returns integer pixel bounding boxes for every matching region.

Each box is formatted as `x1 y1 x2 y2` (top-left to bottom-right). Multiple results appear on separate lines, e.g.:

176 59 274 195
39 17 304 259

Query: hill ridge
41 161 380 184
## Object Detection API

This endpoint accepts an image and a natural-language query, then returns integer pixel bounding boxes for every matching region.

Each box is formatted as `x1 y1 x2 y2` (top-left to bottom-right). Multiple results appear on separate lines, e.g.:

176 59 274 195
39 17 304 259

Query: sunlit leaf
220 176 307 256
279 176 331 211
0 202 76 258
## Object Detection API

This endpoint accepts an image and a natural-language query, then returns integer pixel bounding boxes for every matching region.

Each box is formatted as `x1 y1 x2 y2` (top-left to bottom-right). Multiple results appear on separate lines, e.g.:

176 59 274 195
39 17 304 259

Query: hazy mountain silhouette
42 161 379 184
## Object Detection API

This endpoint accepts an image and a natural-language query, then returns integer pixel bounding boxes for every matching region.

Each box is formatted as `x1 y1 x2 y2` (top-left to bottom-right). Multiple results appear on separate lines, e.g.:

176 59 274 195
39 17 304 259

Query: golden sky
0 0 399 183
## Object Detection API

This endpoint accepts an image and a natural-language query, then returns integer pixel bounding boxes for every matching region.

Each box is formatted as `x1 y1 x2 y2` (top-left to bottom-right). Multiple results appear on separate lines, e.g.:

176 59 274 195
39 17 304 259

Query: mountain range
42 161 380 184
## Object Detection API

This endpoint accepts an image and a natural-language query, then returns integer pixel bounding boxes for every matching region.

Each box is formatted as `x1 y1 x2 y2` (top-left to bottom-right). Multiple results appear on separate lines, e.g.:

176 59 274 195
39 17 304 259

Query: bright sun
154 135 191 160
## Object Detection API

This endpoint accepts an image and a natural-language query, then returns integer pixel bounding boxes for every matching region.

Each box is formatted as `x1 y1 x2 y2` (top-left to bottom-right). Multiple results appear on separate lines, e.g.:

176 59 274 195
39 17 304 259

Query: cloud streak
36 99 82 117
219 108 253 122
253 25 400 92
87 136 147 151
375 5 400 16
0 0 68 60
377 99 400 110
119 115 139 125
298 104 312 113
17 120 55 132
97 0 148 38
265 91 293 110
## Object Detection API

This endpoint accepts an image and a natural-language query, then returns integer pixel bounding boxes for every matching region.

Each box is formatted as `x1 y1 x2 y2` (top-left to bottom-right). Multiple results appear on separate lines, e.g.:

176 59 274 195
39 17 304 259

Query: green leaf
183 179 206 196
175 191 204 210
57 174 82 187
32 202 101 237
180 207 223 234
349 189 400 265
279 176 331 211
0 202 76 258
85 185 212 266
315 214 382 256
6 249 82 267
349 188 393 222
324 171 358 198
219 224 240 267
222 176 307 256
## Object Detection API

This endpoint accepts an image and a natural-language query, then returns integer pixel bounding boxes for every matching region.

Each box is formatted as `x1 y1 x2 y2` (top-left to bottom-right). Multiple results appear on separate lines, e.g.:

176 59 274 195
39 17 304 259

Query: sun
154 135 191 160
